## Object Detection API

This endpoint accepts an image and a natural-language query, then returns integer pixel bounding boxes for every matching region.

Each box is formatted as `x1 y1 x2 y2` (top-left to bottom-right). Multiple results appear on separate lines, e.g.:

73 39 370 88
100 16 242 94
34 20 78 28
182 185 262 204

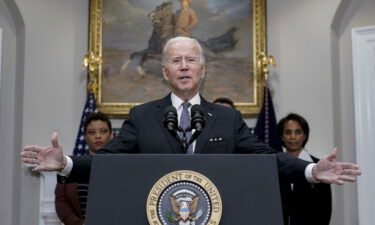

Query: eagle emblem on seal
167 189 203 225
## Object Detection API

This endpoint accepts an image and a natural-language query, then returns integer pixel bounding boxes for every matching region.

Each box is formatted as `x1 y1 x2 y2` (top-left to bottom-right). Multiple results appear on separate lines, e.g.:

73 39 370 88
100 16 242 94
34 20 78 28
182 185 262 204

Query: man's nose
179 58 189 69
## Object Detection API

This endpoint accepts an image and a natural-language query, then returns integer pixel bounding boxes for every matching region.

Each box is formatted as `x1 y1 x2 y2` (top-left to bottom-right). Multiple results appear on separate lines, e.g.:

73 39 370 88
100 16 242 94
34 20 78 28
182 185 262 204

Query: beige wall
267 0 340 158
17 0 89 154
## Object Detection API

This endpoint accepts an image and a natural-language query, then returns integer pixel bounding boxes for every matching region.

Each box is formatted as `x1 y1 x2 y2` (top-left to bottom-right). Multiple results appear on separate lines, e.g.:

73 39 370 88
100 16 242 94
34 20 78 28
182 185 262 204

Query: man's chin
173 87 199 98
174 85 194 92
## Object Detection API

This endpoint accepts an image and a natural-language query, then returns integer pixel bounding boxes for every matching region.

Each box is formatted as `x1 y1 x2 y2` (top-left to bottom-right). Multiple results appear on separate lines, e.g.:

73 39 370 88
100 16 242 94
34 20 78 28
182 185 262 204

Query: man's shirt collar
171 92 201 109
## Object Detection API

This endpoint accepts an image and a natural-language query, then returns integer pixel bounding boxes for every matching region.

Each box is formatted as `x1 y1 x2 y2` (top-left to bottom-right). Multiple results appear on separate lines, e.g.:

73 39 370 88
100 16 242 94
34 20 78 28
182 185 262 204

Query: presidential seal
146 170 222 225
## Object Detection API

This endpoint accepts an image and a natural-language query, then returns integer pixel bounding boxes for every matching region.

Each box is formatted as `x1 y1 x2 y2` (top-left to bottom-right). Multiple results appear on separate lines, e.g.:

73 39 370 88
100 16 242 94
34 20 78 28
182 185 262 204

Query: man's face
180 0 190 7
162 40 205 100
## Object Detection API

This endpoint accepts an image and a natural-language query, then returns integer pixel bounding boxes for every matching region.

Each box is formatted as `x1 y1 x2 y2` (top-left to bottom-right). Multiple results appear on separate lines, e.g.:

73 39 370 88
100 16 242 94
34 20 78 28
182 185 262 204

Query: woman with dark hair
277 113 331 225
213 97 235 109
55 112 112 225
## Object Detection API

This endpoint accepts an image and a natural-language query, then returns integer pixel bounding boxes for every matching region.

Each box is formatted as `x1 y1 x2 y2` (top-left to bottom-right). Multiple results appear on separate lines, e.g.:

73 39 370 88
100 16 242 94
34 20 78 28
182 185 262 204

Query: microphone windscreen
163 106 178 131
190 104 205 131
190 104 203 116
164 105 177 115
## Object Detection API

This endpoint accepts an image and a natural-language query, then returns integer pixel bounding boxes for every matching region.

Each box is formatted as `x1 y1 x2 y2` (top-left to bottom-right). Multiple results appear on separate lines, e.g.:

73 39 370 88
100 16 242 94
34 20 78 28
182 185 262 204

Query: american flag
254 86 282 152
73 89 97 155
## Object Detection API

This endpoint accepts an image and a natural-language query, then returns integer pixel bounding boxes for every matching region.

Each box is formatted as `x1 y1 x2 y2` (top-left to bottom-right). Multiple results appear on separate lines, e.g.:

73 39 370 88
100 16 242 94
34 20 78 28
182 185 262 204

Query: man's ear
162 66 169 81
201 65 206 79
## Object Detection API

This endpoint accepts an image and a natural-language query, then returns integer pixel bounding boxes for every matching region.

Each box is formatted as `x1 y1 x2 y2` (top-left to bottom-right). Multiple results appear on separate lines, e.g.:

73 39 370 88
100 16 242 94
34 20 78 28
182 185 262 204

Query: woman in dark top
277 113 332 225
55 112 112 225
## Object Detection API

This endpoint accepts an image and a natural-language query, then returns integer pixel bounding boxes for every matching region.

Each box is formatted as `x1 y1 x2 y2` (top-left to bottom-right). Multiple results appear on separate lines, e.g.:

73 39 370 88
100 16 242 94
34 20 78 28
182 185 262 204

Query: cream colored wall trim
39 172 61 225
352 25 375 225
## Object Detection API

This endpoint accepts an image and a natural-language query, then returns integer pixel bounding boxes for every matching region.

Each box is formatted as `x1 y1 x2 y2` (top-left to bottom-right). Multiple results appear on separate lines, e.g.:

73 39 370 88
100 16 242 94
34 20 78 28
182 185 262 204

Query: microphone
190 104 205 132
187 104 205 146
163 106 178 131
163 106 183 148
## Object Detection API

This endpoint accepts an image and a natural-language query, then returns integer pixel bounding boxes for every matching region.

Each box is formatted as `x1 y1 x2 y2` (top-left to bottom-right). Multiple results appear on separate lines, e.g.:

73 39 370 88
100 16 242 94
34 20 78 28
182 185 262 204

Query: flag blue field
73 90 97 156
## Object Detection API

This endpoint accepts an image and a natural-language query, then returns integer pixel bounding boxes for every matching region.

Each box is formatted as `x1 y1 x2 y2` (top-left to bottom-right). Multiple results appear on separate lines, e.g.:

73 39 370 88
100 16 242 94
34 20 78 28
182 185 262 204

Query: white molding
0 28 2 95
39 172 61 225
352 25 375 225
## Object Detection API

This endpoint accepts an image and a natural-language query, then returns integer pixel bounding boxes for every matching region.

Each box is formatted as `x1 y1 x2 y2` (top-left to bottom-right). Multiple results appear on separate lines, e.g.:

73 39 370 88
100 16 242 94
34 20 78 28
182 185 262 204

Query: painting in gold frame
86 0 267 118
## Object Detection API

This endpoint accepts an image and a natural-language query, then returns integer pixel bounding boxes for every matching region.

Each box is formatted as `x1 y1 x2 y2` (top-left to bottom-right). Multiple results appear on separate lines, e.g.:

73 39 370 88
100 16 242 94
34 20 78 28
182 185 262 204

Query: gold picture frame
86 0 268 118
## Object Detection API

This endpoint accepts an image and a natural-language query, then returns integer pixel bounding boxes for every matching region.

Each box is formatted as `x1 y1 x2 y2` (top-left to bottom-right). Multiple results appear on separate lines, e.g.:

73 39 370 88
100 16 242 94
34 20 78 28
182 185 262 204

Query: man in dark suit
21 37 360 186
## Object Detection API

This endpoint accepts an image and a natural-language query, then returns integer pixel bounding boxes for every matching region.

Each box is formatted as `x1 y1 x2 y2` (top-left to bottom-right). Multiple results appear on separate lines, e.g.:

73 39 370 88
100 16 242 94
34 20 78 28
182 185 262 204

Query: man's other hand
312 147 361 185
20 132 66 172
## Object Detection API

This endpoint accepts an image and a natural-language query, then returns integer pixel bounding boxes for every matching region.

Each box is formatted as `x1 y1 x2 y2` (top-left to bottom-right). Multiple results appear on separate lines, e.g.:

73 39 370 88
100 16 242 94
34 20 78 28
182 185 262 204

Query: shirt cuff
305 163 319 183
57 156 73 177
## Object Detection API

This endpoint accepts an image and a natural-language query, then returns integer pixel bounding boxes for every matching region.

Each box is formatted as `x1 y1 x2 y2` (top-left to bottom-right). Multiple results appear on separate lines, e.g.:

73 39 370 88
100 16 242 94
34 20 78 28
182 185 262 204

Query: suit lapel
194 97 216 154
154 94 182 153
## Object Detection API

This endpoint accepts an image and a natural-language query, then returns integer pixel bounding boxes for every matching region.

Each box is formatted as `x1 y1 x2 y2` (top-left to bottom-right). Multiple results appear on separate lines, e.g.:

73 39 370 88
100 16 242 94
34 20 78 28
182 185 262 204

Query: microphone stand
180 127 188 152
187 129 202 147
164 117 203 153
172 126 198 153
181 126 202 153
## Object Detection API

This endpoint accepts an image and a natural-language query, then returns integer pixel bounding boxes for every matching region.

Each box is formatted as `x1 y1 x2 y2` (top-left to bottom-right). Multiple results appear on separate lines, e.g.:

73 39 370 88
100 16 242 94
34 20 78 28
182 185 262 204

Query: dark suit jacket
64 94 310 183
55 183 84 225
280 155 332 225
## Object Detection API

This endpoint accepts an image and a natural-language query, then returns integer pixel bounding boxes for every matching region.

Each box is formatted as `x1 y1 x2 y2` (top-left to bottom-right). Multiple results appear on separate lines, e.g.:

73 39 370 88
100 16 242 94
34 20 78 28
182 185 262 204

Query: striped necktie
179 102 193 154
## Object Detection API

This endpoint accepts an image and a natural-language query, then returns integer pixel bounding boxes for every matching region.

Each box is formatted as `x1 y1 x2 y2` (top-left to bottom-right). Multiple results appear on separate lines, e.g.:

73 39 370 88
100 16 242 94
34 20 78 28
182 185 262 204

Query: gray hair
162 36 205 65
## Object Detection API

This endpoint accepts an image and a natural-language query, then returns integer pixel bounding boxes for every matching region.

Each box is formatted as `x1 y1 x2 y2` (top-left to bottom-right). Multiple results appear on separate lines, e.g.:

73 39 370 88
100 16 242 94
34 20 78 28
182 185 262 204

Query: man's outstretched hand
20 132 66 172
313 148 361 185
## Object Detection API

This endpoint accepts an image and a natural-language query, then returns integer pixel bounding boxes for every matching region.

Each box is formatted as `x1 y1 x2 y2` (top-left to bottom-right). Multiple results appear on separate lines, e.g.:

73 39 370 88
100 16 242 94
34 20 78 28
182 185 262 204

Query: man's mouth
178 76 191 80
